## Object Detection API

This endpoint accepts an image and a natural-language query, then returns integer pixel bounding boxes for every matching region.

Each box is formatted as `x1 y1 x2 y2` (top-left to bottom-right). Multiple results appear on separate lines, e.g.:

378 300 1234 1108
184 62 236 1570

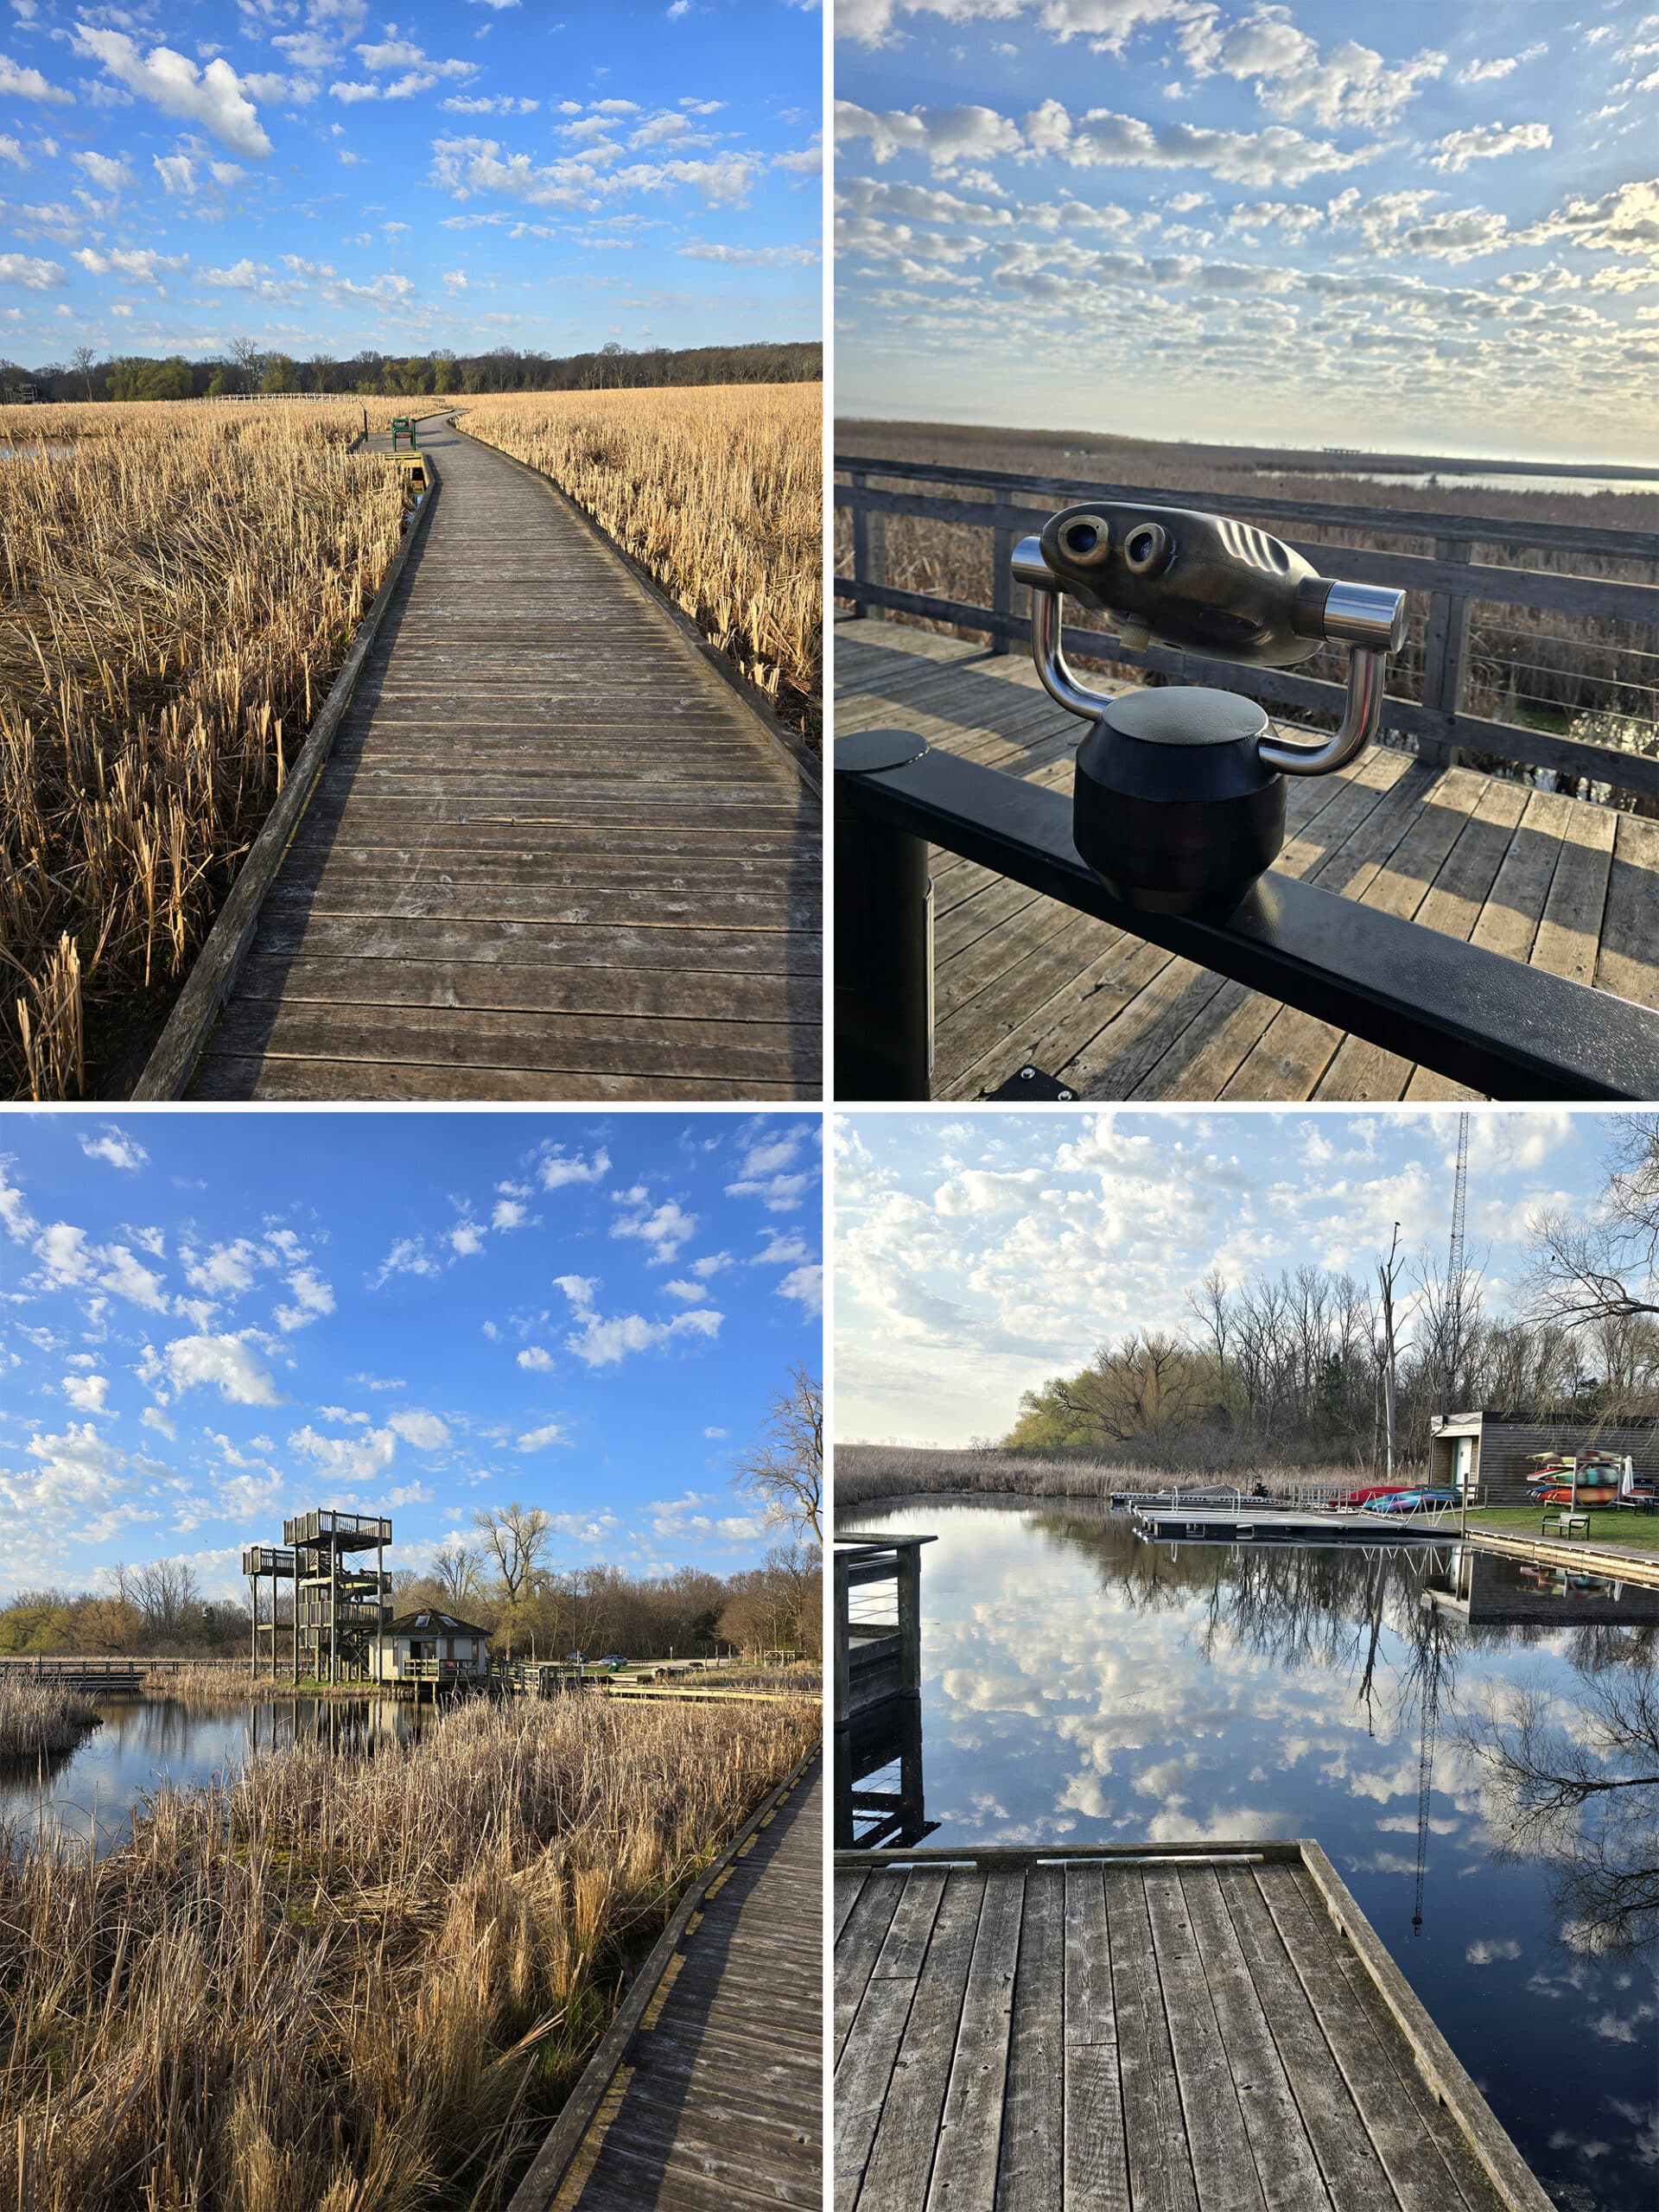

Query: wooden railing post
1418 536 1473 770
991 505 1014 655
833 1551 851 1721
849 473 869 619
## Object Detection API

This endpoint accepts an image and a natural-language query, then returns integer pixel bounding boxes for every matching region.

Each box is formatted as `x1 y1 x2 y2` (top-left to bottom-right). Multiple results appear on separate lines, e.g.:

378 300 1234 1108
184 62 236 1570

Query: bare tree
226 334 264 394
431 1539 485 1605
734 1363 823 1544
1529 1115 1659 1332
1376 1223 1403 1480
69 344 96 399
474 1501 551 1601
117 1558 201 1643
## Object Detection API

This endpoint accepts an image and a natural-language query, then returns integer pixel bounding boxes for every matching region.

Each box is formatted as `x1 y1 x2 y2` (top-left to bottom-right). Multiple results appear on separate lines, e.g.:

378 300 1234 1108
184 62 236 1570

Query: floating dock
835 1840 1551 2212
510 1753 822 2212
1132 1505 1453 1544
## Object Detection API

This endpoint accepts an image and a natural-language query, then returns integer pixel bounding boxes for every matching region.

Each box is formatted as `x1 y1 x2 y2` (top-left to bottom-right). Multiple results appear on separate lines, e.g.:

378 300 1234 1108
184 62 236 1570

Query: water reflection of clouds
858 1498 1659 2208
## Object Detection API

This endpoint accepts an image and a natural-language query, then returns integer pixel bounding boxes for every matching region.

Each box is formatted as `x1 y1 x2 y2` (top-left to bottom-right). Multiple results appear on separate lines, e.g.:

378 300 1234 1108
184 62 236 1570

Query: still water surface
841 1497 1659 2212
0 1694 434 1853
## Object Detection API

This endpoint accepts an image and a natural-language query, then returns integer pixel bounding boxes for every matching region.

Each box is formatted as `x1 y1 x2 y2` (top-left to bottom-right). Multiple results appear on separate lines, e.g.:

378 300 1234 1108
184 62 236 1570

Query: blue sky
0 0 822 365
835 1108 1622 1445
835 0 1659 458
0 1110 823 1600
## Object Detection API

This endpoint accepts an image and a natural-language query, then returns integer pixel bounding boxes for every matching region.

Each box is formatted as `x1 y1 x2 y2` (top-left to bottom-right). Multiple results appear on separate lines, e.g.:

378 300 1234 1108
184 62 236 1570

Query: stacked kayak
1528 1450 1625 1506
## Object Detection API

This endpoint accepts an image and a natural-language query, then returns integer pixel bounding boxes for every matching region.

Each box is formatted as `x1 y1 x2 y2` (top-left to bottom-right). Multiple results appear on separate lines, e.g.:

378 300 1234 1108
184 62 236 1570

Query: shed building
368 1608 493 1686
1428 1411 1659 1506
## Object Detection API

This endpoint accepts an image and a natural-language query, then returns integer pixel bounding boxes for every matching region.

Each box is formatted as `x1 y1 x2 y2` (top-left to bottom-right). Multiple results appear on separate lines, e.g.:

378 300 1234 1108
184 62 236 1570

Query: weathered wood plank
187 413 820 1101
995 1864 1064 2212
859 1872 986 2210
1063 1862 1129 2212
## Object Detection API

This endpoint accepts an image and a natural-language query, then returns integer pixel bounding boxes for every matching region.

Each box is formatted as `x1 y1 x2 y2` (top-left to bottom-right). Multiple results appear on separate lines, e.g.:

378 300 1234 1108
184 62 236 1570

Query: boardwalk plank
543 1764 821 2212
188 416 819 1100
837 620 1658 1101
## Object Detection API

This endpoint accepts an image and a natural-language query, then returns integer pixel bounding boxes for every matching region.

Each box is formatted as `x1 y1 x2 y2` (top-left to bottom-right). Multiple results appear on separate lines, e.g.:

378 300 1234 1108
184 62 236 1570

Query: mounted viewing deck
835 1841 1553 2212
148 415 820 1102
835 456 1659 1104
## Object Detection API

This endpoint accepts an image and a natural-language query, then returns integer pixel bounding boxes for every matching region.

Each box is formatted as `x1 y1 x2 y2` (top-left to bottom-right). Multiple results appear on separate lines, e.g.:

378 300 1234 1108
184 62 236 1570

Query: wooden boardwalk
187 416 820 1099
835 1842 1550 2212
836 620 1659 1102
512 1758 822 2212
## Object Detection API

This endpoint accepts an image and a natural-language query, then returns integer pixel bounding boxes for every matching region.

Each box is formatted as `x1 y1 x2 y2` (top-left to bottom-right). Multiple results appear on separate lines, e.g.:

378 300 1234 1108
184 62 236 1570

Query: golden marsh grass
0 1675 100 1759
0 1690 818 2212
461 384 822 737
0 400 423 1100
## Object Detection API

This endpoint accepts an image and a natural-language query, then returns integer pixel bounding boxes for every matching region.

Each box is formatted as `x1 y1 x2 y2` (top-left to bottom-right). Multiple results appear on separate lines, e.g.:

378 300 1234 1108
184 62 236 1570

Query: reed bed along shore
0 399 422 1101
0 1675 100 1760
835 418 1659 802
0 1691 818 2212
836 1443 1383 1514
461 385 822 740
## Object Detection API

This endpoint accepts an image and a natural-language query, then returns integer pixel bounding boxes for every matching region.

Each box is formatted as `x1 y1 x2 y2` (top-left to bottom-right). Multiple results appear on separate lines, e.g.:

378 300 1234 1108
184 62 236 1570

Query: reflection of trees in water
1030 1501 1659 1955
1456 1654 1659 1957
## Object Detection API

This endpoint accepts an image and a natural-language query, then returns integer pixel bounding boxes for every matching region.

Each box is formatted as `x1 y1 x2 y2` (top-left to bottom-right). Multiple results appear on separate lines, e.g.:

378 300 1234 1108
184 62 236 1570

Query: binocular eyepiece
1014 502 1406 671
1010 502 1409 916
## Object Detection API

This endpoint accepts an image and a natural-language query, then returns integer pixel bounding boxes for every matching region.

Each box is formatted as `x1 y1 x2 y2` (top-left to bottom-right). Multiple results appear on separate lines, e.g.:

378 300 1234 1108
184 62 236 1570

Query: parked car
600 1654 629 1670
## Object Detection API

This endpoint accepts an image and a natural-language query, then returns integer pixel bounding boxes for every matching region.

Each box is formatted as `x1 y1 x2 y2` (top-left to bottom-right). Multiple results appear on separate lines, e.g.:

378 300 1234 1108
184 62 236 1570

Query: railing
835 456 1659 802
836 734 1659 1101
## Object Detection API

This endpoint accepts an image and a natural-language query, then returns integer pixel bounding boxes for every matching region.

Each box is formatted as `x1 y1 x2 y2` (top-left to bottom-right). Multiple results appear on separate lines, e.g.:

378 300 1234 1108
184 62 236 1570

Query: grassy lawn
1452 1504 1659 1552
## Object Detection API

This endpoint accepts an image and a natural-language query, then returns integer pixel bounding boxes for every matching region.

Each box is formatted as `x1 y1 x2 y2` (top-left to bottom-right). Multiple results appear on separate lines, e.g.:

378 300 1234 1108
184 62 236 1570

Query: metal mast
1440 1111 1470 1424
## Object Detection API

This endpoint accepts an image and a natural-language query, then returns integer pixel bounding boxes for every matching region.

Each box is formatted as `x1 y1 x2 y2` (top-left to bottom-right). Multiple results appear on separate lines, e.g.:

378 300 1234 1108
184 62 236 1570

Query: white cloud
555 1274 723 1368
664 1279 708 1301
0 1163 36 1241
703 1425 728 1439
611 1193 696 1262
1457 46 1546 84
289 1421 396 1480
1428 121 1552 175
491 1197 526 1230
73 29 272 157
61 1371 108 1413
71 149 130 192
517 1420 563 1451
162 1333 283 1405
517 1345 553 1370
33 1221 91 1285
274 1267 334 1332
388 1409 450 1450
0 250 62 288
153 153 195 194
372 1236 442 1286
537 1141 610 1190
184 1237 261 1297
0 51 72 104
73 246 184 285
79 1125 147 1172
96 1244 168 1311
1179 9 1446 129
777 1262 823 1316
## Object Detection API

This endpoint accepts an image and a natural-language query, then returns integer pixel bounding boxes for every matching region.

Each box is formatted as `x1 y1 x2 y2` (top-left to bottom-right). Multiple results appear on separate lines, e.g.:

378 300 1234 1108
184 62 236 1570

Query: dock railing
836 462 1659 1103
835 455 1659 799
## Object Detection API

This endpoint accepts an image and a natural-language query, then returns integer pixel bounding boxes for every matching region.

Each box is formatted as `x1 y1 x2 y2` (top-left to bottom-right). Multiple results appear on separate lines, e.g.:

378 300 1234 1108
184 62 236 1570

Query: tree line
2 338 822 406
0 1366 824 1662
1002 1117 1659 1473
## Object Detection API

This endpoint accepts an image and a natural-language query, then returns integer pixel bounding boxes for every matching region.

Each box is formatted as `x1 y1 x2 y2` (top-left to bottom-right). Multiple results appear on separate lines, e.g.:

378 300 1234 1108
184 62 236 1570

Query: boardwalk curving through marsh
512 1756 823 2212
186 416 820 1100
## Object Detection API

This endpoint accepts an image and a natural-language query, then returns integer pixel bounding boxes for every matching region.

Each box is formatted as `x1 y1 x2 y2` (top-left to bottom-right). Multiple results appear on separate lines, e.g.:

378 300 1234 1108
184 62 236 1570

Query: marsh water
840 1496 1659 2212
0 1694 436 1854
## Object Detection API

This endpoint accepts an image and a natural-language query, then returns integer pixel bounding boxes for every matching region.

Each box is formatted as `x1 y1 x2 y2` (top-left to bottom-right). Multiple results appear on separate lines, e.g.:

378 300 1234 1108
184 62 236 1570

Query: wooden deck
511 1756 822 2212
186 416 820 1100
836 619 1659 1101
835 1842 1551 2212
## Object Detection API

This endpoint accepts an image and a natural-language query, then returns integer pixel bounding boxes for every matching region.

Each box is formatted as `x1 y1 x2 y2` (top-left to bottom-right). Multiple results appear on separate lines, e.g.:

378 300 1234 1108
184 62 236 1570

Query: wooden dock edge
1466 1528 1659 1586
133 451 442 1100
1296 1840 1554 2212
838 1839 1553 2212
505 1741 822 2212
446 413 823 800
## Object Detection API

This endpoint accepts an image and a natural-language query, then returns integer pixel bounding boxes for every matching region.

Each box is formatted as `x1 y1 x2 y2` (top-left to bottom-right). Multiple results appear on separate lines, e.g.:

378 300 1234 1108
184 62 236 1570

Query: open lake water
840 1496 1659 2212
0 1694 435 1854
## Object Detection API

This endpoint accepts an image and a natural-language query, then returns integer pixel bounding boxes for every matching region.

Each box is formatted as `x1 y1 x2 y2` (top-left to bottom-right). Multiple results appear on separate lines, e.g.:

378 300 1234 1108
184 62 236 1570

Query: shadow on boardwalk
188 417 821 1101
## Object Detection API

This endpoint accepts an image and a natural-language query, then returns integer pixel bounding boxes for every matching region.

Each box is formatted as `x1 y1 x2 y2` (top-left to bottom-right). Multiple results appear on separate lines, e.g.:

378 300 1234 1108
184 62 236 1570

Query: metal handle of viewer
1011 536 1408 778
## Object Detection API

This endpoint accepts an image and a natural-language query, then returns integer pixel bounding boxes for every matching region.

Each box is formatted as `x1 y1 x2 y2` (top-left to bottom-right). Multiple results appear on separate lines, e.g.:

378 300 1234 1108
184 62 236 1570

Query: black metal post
835 731 934 1099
